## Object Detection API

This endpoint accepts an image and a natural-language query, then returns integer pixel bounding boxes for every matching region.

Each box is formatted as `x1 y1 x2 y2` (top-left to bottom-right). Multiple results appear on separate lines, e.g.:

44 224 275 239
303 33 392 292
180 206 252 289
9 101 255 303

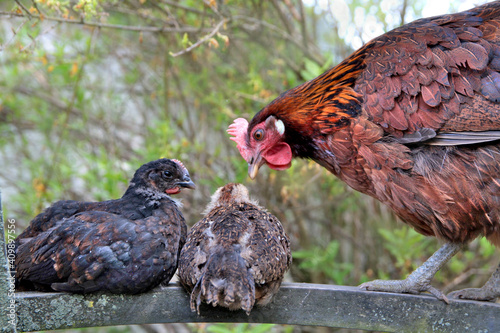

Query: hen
228 2 500 302
178 183 291 315
15 158 195 294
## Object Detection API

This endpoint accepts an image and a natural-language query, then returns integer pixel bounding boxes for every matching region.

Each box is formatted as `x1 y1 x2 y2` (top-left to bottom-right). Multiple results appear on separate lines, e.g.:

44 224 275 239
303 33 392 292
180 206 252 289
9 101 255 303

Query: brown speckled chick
178 183 291 315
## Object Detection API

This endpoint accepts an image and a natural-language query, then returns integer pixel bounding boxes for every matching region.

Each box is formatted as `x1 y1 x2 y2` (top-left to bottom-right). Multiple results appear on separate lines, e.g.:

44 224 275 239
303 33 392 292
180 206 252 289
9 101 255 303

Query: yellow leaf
181 33 190 48
280 185 289 202
33 178 46 198
259 89 272 99
217 33 229 47
207 0 217 9
208 38 219 49
70 62 78 76
269 172 276 184
47 65 54 72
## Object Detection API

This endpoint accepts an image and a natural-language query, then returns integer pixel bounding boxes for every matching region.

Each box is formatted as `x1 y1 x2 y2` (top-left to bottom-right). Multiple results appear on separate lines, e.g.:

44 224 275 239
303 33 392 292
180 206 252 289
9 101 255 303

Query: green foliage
203 323 278 333
378 227 434 275
300 57 333 81
294 241 354 285
479 236 496 258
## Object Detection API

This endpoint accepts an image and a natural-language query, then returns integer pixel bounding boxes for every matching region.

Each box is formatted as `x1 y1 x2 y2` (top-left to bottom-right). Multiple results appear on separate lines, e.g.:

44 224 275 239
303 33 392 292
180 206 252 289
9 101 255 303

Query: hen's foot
360 277 449 302
360 242 463 303
448 264 500 302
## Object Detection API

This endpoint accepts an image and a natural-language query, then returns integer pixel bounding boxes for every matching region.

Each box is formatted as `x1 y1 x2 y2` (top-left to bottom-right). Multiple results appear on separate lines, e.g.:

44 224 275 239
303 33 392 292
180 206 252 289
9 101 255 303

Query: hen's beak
177 175 196 189
248 154 265 179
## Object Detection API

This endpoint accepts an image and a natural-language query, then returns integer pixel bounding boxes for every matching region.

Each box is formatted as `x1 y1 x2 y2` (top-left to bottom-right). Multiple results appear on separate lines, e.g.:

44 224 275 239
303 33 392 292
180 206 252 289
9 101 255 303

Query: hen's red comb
227 118 252 162
172 159 187 172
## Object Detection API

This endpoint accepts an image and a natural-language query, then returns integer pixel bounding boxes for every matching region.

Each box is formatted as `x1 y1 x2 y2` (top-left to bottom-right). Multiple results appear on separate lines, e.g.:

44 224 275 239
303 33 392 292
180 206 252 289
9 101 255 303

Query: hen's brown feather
355 7 500 136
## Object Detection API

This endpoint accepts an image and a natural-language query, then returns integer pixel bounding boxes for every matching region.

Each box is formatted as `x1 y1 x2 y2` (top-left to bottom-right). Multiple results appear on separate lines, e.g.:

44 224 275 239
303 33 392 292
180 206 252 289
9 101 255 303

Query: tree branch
15 0 32 19
0 19 28 51
0 10 214 34
233 15 324 65
170 19 227 57
163 0 217 16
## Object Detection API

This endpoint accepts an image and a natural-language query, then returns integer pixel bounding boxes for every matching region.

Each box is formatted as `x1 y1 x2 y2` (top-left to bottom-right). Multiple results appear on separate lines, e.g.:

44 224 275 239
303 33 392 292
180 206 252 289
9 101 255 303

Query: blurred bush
0 1 495 332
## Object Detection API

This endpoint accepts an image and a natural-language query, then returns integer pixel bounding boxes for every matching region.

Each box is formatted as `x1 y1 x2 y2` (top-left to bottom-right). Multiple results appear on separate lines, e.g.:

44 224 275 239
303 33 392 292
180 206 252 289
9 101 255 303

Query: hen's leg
448 263 500 301
360 242 463 303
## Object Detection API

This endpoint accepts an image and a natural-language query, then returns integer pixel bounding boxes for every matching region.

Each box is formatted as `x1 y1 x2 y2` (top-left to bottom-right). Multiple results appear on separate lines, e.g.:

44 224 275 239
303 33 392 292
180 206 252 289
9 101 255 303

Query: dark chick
15 158 195 294
178 183 291 315
229 2 500 302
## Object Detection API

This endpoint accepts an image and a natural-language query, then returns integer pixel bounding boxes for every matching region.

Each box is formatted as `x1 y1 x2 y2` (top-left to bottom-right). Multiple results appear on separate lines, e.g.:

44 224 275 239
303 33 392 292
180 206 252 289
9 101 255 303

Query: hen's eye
163 171 172 178
253 129 264 141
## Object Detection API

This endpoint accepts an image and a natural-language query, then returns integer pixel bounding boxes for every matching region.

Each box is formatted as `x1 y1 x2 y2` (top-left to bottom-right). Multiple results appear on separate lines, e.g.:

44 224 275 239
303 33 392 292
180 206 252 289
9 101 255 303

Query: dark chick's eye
253 129 264 141
163 170 172 178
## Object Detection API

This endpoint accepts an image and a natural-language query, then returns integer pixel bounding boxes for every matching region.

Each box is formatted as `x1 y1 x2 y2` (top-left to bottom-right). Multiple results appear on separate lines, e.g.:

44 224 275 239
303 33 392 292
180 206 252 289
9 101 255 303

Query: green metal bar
14 283 500 332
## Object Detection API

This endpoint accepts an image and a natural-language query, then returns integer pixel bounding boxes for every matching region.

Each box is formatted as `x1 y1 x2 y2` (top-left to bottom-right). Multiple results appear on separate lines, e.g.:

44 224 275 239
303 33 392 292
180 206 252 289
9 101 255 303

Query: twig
170 19 227 57
30 0 45 17
233 15 324 65
18 22 58 52
233 91 268 104
162 0 216 16
442 268 493 293
0 10 214 34
15 0 32 19
203 0 223 19
0 19 28 51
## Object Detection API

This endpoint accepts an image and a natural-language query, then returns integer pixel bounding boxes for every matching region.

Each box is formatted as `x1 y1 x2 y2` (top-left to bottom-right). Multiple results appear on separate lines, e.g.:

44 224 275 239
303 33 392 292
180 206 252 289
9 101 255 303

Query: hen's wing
353 1 500 143
16 210 183 294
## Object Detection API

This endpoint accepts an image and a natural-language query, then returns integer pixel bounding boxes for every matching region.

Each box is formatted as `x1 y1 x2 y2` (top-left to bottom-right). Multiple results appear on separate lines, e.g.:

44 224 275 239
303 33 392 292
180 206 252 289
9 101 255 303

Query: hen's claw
448 288 499 302
448 264 500 302
360 278 449 303
359 242 463 302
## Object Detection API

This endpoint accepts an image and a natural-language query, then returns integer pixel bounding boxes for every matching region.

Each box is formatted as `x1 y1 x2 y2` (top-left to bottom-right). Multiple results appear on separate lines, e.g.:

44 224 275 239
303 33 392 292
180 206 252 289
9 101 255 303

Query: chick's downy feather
178 183 291 315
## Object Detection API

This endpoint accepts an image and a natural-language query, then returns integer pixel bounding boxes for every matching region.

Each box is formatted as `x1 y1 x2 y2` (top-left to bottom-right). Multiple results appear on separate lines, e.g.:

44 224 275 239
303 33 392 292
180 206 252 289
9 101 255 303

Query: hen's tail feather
190 247 255 315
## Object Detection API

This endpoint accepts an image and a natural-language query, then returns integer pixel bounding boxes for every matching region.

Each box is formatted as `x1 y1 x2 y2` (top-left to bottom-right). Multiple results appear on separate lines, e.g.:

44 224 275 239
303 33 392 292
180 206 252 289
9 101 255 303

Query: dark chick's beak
248 154 264 180
176 174 196 190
